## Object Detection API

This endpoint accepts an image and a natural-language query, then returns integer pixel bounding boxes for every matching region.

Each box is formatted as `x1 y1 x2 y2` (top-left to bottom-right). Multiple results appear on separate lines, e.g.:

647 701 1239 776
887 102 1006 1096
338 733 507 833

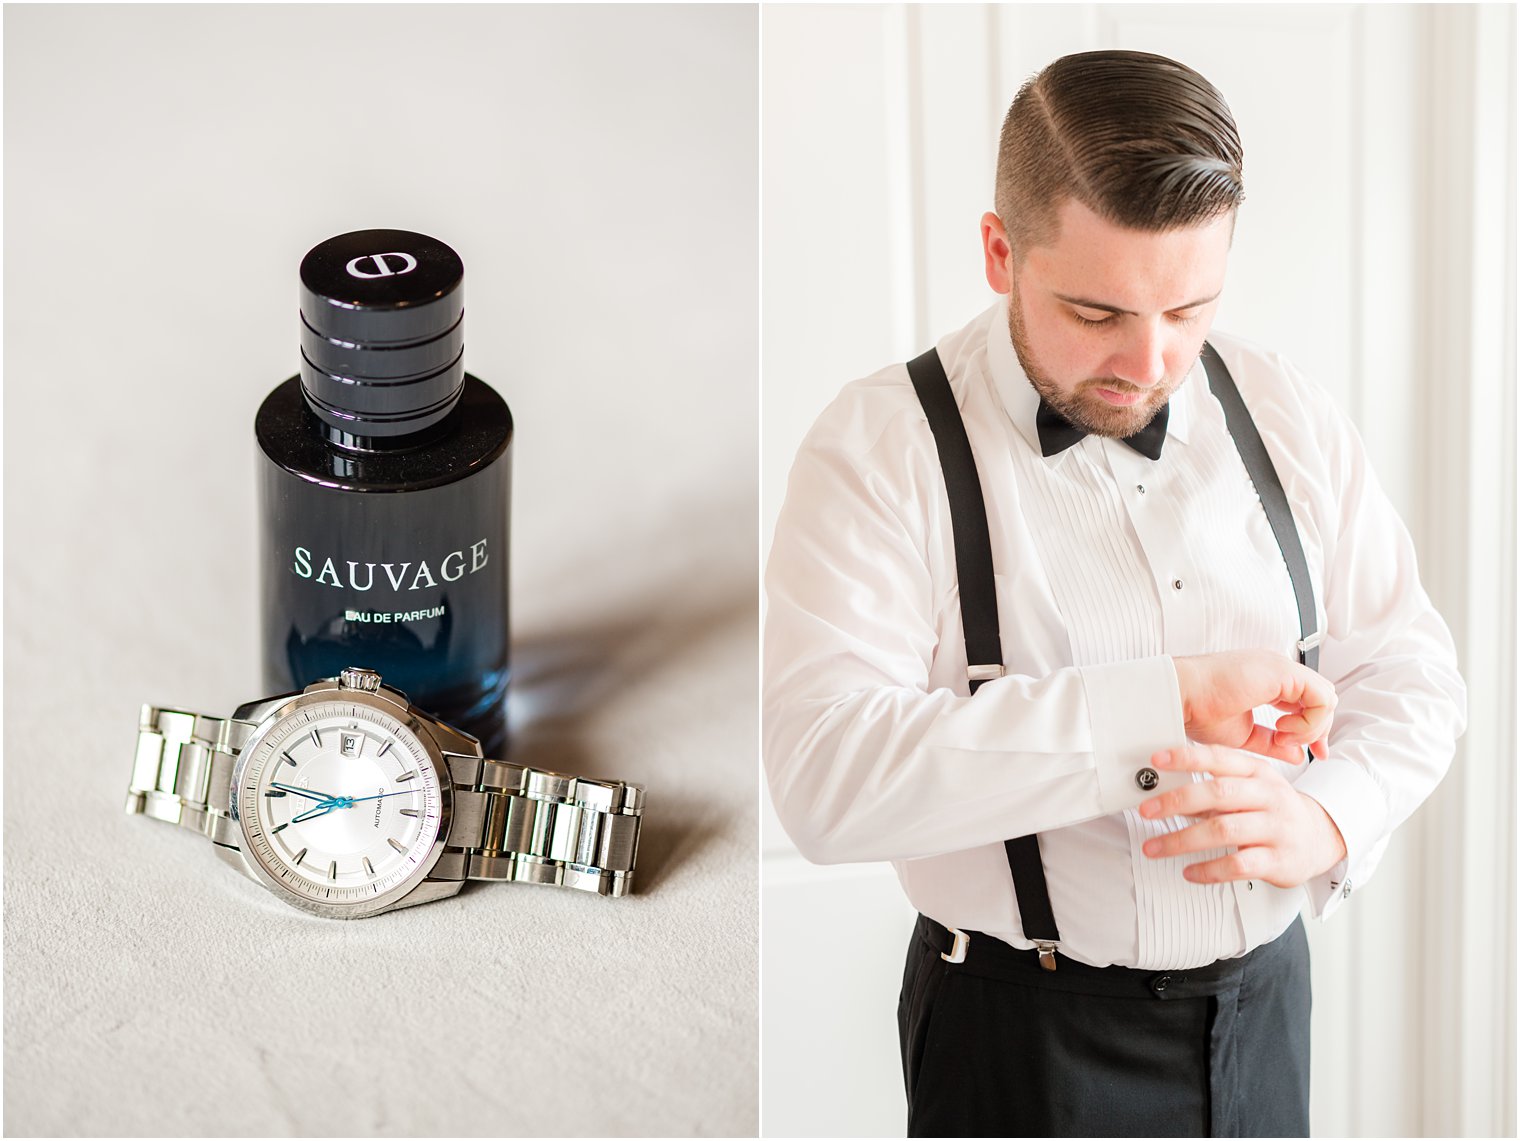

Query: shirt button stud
1172 578 1184 591
1247 881 1254 891
1152 975 1171 994
1342 881 1352 899
1137 484 1147 495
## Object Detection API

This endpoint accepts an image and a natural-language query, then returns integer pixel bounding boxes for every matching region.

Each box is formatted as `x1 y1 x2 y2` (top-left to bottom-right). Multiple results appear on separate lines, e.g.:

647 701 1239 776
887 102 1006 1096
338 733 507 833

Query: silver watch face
233 694 447 916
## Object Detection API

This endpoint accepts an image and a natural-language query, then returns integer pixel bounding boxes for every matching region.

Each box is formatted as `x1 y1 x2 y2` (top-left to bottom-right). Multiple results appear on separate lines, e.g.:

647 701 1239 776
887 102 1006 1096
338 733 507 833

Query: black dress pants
897 915 1311 1137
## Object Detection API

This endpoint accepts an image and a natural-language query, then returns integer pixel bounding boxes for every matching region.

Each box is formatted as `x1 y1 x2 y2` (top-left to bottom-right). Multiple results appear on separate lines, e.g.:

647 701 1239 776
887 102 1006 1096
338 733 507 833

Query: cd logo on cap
345 252 419 279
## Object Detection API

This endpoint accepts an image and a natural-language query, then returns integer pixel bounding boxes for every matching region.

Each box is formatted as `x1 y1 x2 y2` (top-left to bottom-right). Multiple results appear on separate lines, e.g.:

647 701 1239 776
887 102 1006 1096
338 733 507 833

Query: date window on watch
340 733 361 757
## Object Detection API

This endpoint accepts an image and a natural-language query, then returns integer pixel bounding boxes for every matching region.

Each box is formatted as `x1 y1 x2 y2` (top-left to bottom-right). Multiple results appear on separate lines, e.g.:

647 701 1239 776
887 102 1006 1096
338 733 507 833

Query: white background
761 4 1515 1137
3 6 758 1136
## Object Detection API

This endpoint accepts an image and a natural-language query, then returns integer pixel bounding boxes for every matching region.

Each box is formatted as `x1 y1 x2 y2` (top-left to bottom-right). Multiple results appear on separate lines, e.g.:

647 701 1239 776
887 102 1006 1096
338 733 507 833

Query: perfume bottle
256 229 513 753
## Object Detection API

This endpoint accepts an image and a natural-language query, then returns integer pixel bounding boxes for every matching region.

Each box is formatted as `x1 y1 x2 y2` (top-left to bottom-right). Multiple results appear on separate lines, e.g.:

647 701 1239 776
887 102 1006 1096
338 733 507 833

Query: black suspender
906 349 1061 967
906 351 1005 681
905 342 1320 970
1200 343 1321 670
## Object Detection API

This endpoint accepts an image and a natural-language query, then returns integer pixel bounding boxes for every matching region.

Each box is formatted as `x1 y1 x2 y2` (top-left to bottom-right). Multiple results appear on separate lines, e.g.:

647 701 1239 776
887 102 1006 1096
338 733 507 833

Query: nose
1108 321 1169 389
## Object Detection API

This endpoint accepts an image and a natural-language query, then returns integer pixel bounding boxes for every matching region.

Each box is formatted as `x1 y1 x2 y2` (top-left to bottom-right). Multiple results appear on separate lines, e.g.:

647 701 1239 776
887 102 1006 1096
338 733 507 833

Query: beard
1007 286 1185 439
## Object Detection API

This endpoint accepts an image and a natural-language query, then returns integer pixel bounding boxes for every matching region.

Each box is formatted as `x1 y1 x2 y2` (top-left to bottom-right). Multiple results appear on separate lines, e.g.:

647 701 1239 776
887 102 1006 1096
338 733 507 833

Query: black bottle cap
298 229 466 443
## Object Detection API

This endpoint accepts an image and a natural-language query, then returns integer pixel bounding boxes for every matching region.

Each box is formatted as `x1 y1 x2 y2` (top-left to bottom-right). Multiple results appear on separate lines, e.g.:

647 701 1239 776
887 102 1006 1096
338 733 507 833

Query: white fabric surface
3 8 757 1136
763 300 1466 969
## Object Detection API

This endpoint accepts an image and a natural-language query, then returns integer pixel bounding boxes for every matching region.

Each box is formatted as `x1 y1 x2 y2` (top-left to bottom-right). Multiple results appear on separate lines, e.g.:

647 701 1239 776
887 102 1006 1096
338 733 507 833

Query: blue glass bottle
256 230 512 753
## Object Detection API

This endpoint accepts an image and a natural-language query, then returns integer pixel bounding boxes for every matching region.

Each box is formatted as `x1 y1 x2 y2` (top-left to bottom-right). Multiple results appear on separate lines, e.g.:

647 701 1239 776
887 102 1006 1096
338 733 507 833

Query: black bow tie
1035 398 1169 461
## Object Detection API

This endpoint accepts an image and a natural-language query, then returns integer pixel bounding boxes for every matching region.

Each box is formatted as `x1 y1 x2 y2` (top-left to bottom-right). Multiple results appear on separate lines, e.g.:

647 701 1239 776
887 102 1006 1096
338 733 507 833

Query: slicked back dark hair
995 50 1244 257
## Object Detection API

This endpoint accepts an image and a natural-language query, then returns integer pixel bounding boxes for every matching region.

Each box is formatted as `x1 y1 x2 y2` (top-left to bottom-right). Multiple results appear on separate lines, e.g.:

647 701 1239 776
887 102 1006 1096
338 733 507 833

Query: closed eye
1072 310 1115 328
1057 289 1221 328
1072 309 1202 329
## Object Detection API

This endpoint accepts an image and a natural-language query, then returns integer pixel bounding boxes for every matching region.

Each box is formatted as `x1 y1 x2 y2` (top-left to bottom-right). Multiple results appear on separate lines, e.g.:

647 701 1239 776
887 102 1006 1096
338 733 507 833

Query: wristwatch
124 667 644 918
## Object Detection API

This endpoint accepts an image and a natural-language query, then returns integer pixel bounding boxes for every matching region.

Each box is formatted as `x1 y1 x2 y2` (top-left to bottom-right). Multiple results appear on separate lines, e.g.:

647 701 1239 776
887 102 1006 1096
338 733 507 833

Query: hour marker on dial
376 741 392 758
272 823 289 835
310 729 322 748
265 789 286 798
400 808 420 818
387 837 406 854
363 857 375 877
328 861 337 881
282 752 297 767
396 770 416 783
293 848 308 865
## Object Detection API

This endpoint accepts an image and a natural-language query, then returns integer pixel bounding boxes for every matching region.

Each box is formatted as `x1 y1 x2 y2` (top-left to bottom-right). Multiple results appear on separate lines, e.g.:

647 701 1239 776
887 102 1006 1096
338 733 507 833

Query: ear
981 212 1014 294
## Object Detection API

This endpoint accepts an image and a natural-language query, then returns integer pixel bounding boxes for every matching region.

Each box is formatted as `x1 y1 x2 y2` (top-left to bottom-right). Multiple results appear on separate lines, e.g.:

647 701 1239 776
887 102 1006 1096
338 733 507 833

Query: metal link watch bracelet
435 755 644 896
126 706 254 850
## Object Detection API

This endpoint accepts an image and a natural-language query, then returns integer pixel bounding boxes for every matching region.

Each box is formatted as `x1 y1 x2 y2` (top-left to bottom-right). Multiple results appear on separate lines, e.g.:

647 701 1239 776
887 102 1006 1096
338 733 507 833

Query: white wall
760 5 1516 1136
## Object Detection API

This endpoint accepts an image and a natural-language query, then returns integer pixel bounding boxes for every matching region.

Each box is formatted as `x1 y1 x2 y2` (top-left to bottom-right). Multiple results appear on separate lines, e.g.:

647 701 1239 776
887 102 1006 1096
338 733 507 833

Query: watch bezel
229 683 455 919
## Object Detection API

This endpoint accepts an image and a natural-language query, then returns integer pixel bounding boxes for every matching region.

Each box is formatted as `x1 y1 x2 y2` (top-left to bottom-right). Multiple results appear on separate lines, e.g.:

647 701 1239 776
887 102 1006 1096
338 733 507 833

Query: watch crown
338 667 383 693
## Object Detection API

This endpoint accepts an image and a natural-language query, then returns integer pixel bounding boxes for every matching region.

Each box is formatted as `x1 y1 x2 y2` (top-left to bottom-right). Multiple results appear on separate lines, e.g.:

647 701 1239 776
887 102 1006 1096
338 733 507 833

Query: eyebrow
1054 290 1222 317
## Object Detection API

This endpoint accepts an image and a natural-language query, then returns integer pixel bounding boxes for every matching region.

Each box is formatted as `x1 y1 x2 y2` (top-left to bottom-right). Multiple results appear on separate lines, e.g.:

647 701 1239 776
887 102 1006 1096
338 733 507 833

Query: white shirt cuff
1082 656 1189 816
1291 757 1387 919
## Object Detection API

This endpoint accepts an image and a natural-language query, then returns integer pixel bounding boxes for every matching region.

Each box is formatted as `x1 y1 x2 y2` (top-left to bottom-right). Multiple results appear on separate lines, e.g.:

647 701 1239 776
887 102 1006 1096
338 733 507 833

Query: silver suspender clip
966 664 1005 683
940 927 970 964
1034 940 1059 971
1296 630 1323 655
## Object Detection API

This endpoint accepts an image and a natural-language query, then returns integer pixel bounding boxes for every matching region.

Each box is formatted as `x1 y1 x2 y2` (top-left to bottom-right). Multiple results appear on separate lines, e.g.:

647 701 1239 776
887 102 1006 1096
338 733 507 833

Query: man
762 50 1466 1137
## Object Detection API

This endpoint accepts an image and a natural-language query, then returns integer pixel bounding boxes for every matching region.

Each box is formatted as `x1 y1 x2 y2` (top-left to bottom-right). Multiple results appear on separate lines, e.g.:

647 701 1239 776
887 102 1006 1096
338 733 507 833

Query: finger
1142 812 1273 859
1270 683 1337 739
1178 848 1272 884
1309 736 1328 760
1151 743 1260 778
1267 728 1311 764
1271 706 1334 746
1273 664 1337 715
1236 722 1306 765
1140 774 1274 820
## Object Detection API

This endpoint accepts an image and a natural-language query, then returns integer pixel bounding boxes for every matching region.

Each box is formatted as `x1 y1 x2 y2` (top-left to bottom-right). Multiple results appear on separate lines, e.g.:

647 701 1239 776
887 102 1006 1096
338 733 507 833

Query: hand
1173 650 1335 764
1138 744 1348 888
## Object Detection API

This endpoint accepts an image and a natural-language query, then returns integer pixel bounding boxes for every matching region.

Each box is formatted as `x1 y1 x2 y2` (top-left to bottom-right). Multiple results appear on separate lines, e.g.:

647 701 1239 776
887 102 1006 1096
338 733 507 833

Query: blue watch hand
291 797 353 824
342 789 422 805
271 782 339 804
284 790 411 826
